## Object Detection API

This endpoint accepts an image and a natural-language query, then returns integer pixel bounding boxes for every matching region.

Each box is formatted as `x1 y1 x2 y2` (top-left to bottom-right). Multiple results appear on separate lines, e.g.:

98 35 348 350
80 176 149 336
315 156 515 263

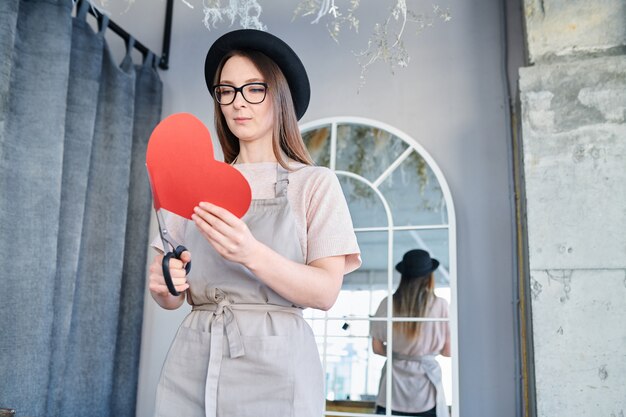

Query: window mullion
385 225 393 415
330 121 337 171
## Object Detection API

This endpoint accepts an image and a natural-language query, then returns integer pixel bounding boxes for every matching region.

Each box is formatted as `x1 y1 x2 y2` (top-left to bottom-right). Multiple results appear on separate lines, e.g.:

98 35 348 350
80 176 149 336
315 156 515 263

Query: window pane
337 231 391 316
302 125 331 167
305 317 326 335
328 289 388 319
378 150 449 226
336 123 409 182
344 229 451 291
337 174 387 228
392 229 450 288
322 320 384 415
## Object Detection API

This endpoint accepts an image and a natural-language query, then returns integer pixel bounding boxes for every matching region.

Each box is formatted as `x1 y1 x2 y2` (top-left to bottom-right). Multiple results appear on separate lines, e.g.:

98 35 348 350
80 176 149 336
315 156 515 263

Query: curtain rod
78 0 173 70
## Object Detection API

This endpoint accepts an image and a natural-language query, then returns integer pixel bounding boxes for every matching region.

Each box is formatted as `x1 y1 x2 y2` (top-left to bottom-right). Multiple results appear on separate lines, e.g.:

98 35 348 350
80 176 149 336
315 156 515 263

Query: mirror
303 120 455 416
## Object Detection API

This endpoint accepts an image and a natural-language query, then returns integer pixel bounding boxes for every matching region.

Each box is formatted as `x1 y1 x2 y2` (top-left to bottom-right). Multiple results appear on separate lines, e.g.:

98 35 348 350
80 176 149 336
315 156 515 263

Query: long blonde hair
212 50 314 168
393 272 435 339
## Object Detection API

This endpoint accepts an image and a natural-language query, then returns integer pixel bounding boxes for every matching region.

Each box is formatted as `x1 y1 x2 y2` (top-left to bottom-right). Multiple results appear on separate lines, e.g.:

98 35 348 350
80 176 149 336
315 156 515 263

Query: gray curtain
0 1 162 416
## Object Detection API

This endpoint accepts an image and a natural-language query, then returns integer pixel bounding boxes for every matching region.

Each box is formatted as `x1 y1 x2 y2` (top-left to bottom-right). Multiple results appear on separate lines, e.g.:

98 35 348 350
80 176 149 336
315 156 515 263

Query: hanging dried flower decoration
99 0 450 88
292 0 360 43
355 2 451 89
293 0 451 89
199 0 267 31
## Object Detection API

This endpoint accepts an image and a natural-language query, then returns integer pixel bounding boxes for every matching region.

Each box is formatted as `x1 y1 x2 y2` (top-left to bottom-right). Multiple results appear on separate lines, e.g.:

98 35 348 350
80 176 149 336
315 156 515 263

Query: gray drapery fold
0 1 73 416
111 51 163 417
46 3 104 415
0 2 162 416
0 0 20 142
59 31 136 416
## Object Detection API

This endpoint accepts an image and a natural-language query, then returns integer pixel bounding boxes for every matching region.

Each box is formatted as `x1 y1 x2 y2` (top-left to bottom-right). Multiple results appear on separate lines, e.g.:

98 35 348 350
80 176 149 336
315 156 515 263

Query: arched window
301 117 458 416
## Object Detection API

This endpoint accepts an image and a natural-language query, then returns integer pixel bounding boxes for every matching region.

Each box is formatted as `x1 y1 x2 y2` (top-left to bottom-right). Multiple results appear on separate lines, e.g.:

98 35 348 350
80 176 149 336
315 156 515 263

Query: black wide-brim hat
204 29 310 120
395 249 439 278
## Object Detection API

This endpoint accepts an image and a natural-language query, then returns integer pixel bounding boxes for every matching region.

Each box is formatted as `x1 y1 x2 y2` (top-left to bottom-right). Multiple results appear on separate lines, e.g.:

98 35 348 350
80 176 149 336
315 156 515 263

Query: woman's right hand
149 251 191 305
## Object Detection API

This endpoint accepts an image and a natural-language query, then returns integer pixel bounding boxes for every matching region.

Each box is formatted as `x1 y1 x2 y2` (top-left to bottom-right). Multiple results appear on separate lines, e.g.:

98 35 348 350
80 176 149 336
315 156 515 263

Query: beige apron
377 353 449 417
155 166 324 417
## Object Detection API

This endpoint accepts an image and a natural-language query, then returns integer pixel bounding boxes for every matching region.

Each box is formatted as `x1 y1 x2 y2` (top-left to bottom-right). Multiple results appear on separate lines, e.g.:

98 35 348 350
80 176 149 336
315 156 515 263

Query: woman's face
218 55 275 147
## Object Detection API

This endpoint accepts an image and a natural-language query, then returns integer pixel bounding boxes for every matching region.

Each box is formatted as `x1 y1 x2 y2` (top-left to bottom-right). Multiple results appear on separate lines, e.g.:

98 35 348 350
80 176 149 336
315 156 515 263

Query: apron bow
392 353 449 417
201 288 246 417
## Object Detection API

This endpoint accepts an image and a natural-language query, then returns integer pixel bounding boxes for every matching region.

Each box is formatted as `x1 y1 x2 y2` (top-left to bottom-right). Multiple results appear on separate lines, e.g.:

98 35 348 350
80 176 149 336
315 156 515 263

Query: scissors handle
162 245 192 296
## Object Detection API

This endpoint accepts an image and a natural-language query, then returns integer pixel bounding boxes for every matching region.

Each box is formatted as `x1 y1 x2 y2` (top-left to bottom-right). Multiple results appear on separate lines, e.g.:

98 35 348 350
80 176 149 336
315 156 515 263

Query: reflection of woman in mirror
370 249 451 417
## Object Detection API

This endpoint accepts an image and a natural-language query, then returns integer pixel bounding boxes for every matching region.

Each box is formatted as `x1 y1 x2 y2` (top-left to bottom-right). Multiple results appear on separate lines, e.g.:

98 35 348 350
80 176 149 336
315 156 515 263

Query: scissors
147 171 191 296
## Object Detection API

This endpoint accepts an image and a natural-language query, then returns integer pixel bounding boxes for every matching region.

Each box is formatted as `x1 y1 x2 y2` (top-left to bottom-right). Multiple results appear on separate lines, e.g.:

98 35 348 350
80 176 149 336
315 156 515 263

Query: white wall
104 1 519 415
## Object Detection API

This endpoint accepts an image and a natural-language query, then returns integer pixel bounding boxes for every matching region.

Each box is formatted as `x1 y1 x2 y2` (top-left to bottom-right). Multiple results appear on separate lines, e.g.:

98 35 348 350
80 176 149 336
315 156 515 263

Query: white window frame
300 117 459 417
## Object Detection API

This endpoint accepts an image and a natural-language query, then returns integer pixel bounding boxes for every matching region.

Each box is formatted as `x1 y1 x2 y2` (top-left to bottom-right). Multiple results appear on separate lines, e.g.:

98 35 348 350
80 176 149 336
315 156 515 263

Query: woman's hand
372 338 387 357
192 202 260 267
148 251 191 309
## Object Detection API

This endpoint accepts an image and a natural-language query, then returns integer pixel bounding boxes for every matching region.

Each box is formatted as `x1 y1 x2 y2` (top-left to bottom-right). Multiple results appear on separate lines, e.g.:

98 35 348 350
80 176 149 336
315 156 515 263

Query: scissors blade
145 165 163 211
155 210 172 252
146 166 174 251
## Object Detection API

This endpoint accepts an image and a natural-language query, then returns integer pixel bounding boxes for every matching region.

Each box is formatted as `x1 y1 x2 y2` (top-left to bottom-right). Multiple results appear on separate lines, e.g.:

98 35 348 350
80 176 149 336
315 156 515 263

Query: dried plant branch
294 0 360 43
355 2 451 90
107 0 451 89
200 0 267 31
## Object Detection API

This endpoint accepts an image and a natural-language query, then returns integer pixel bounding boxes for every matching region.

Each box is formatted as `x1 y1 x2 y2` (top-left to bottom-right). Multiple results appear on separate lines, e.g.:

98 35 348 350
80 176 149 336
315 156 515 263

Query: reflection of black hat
204 29 310 120
395 249 439 278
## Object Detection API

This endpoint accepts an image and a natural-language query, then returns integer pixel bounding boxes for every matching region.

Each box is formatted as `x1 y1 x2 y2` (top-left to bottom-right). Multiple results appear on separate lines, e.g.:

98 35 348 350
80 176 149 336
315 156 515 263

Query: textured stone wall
524 0 626 63
520 1 626 416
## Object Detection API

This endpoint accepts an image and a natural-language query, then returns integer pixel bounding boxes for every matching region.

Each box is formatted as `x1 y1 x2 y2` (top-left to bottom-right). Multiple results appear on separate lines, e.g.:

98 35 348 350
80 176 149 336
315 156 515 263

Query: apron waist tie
392 353 449 417
191 288 303 417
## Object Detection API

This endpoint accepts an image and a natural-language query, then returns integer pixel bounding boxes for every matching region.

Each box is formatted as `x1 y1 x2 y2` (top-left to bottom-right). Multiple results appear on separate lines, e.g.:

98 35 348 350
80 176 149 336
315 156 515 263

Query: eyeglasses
212 82 268 105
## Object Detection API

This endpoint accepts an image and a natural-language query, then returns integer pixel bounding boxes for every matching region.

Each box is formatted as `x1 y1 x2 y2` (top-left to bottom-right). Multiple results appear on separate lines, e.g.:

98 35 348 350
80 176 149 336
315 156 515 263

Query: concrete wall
103 0 519 415
520 0 626 415
524 0 626 63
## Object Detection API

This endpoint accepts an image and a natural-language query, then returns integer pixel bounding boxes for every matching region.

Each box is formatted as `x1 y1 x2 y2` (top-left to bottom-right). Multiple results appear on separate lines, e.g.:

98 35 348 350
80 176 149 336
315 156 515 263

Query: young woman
148 29 361 417
370 249 451 417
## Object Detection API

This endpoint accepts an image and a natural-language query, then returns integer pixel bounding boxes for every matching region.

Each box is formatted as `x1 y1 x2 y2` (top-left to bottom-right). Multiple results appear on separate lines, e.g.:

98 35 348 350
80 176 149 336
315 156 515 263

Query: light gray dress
155 167 324 417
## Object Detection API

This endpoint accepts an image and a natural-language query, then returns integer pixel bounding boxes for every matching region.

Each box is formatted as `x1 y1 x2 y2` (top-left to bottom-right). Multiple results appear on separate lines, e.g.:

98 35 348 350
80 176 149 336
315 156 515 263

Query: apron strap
274 164 289 197
392 353 450 417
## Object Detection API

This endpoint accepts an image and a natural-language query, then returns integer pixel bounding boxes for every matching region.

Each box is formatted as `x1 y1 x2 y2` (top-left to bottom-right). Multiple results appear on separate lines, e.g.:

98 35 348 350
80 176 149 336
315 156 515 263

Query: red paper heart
146 112 251 219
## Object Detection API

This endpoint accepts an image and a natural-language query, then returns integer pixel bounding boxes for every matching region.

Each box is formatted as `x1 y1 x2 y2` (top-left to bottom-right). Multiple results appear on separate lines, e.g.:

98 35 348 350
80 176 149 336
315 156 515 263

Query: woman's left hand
192 202 260 266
